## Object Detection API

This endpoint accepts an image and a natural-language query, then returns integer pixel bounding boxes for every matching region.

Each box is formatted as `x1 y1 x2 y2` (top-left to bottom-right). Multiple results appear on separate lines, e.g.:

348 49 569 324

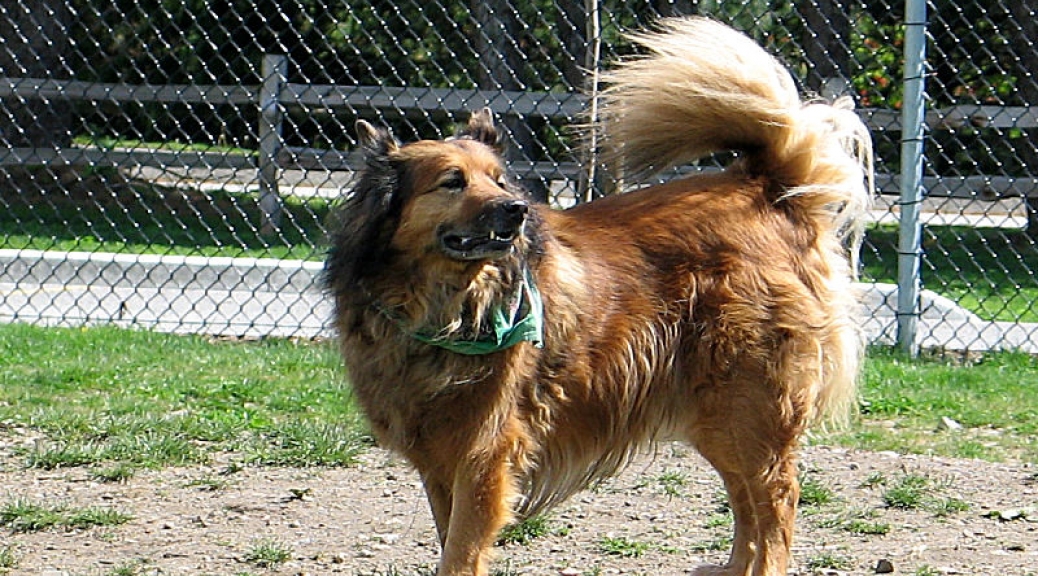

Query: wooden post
258 54 286 236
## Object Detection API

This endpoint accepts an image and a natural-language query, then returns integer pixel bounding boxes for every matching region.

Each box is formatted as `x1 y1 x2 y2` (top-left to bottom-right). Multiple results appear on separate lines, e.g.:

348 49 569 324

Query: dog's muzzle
439 199 529 261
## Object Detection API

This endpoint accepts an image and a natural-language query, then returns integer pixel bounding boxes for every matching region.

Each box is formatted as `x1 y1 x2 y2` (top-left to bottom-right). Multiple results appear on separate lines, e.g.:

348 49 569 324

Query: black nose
501 199 529 218
486 198 529 233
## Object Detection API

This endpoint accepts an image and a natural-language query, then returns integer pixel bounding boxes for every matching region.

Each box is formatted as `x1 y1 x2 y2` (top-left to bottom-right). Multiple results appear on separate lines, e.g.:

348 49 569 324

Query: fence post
258 54 286 235
897 0 928 356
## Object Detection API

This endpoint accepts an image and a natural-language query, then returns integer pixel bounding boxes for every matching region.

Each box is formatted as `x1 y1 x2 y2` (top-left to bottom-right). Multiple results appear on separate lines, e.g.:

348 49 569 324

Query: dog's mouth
439 228 520 261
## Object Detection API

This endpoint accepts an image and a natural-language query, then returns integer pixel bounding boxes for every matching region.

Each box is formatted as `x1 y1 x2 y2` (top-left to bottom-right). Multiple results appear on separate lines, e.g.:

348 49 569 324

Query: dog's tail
596 17 872 243
595 17 873 424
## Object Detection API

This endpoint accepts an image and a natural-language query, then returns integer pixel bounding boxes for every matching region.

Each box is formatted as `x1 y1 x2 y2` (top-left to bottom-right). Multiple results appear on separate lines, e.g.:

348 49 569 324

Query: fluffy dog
325 17 872 576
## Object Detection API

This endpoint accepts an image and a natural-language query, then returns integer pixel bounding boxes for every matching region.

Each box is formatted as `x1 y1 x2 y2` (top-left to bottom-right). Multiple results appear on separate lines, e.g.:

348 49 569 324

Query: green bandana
381 267 544 355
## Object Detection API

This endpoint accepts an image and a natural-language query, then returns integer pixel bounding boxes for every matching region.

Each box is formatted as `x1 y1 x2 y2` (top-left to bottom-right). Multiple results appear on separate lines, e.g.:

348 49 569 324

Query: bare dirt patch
2 444 1036 575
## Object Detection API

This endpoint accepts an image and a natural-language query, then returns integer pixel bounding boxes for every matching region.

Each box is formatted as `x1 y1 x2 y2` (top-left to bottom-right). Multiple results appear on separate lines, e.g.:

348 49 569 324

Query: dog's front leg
435 454 516 576
422 474 453 548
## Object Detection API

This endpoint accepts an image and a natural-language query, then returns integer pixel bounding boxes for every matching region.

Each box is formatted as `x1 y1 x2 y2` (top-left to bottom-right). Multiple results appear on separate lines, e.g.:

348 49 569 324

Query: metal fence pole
897 0 928 356
258 54 286 235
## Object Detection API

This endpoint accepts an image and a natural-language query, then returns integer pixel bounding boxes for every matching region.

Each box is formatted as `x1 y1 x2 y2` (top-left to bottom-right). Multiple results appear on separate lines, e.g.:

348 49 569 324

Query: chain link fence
1 0 1036 351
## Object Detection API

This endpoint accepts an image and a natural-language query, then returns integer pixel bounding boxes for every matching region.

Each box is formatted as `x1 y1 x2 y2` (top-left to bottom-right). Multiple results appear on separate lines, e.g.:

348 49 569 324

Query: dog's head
326 109 538 293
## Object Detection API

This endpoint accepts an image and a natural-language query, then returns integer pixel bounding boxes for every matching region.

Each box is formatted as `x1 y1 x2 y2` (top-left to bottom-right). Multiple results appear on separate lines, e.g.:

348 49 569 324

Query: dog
325 17 872 576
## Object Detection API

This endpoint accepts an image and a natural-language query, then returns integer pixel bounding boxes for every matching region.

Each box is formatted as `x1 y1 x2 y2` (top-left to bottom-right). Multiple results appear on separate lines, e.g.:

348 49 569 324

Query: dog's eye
440 171 466 192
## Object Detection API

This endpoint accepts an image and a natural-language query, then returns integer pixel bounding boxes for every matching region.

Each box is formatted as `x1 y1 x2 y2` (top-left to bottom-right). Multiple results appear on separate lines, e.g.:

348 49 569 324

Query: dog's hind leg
685 383 803 576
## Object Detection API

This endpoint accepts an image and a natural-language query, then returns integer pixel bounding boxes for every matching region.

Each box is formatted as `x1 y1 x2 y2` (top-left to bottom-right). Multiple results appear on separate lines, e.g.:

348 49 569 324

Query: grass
0 545 16 572
0 166 330 261
819 346 1038 462
803 552 854 571
0 323 1035 476
880 473 970 517
244 539 293 568
798 474 837 507
636 469 689 498
597 536 653 558
862 224 1038 322
0 499 132 532
0 323 368 470
498 515 555 546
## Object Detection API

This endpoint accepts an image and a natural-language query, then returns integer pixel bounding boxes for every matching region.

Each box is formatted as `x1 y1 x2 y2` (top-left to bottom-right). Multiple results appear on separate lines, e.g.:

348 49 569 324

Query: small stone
874 558 895 573
938 416 963 431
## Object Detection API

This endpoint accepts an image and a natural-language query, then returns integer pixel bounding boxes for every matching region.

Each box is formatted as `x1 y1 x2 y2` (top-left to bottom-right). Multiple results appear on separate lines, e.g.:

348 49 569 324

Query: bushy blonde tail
594 16 874 424
595 16 873 244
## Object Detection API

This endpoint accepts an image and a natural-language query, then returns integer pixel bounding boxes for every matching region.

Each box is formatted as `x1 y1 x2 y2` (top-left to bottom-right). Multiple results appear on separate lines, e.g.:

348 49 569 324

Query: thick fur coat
325 17 873 576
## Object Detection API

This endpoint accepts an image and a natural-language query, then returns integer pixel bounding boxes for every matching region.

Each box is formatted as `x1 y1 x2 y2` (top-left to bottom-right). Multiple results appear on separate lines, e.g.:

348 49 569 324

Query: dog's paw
690 564 743 576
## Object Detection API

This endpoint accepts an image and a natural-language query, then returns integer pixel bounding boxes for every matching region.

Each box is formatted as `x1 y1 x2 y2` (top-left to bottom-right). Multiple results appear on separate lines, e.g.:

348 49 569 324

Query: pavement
2 248 1035 352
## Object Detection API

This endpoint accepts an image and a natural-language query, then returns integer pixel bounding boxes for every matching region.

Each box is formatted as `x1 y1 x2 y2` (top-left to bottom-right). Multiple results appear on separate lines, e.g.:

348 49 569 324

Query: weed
598 536 652 558
244 539 293 568
689 534 733 553
106 562 144 576
67 507 134 528
799 475 837 507
0 545 17 572
0 499 132 532
882 473 930 509
185 474 234 492
930 497 970 517
247 420 367 467
654 470 688 498
860 471 887 488
914 566 942 576
845 518 892 535
498 515 552 545
25 443 105 469
804 552 854 571
704 512 733 529
0 500 64 532
881 473 971 517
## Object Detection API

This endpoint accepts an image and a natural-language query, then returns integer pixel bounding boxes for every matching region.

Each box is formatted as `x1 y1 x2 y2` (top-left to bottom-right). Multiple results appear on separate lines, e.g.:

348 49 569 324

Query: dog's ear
355 120 399 161
456 108 504 152
327 122 405 294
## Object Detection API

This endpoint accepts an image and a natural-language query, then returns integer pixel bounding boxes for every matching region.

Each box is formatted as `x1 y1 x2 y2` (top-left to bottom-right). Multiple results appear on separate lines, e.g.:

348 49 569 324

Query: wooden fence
3 54 1038 230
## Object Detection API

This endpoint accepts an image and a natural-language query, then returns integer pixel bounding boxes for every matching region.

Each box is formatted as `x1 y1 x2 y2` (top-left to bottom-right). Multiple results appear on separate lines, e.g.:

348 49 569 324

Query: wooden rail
4 56 1038 227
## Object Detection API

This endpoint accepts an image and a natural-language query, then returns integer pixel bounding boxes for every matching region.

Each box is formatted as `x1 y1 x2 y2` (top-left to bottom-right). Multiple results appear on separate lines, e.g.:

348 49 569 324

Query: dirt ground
1 442 1036 576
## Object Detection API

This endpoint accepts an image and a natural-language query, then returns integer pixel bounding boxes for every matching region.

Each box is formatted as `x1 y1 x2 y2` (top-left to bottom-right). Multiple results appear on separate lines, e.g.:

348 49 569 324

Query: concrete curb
0 249 323 293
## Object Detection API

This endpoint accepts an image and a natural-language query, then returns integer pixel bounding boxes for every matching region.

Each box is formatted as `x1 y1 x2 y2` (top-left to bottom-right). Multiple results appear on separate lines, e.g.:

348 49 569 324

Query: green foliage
881 473 971 517
804 552 855 571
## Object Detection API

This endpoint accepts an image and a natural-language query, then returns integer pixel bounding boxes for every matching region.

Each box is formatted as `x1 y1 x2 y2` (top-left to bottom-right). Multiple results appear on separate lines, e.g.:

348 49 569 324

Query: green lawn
0 323 366 469
862 224 1038 322
0 324 1035 471
0 166 331 261
817 346 1038 462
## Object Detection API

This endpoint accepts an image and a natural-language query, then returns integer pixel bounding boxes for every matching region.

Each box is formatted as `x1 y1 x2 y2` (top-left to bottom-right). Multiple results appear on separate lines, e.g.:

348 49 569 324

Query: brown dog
325 17 872 576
